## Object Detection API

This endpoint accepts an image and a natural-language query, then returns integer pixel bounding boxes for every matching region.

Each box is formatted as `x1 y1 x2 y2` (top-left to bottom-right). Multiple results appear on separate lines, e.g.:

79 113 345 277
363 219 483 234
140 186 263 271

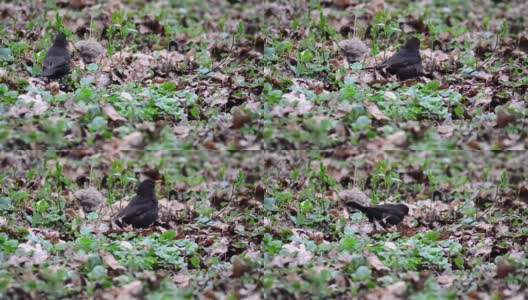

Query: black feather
40 33 71 80
375 38 423 80
115 179 158 228
346 201 409 227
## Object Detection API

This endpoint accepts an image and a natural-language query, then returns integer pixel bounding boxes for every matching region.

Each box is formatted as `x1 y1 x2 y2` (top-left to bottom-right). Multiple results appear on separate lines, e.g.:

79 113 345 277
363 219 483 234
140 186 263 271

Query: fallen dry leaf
282 242 313 266
231 257 252 278
8 92 49 118
116 280 142 300
173 124 190 138
366 281 406 300
474 222 493 232
211 221 230 232
475 71 493 82
272 91 313 116
173 273 191 287
101 102 126 122
437 272 455 287
232 108 252 129
100 251 125 271
496 260 516 278
366 253 390 271
8 241 49 265
495 109 516 128
364 102 390 121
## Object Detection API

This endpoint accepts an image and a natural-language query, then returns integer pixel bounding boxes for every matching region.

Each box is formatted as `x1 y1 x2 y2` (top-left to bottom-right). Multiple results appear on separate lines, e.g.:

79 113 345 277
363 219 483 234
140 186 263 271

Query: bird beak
155 179 164 184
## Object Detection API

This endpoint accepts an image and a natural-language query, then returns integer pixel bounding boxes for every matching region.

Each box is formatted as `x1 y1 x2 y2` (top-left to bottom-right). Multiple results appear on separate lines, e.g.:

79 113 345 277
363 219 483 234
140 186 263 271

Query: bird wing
115 202 154 221
43 53 69 67
387 56 421 72
346 201 385 220
41 51 70 76
379 203 408 209
373 204 407 226
382 212 405 226
115 195 139 218
374 50 407 70
376 204 407 216
376 51 420 71
395 64 423 80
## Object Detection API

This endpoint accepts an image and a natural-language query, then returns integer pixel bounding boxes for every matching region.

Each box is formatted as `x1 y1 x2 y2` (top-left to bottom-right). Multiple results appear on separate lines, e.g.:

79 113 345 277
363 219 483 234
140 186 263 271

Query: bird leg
373 219 387 232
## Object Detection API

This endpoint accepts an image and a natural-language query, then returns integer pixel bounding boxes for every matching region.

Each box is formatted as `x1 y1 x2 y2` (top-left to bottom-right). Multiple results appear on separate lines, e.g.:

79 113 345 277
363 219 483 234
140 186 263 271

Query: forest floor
0 0 526 150
0 0 527 299
1 151 527 299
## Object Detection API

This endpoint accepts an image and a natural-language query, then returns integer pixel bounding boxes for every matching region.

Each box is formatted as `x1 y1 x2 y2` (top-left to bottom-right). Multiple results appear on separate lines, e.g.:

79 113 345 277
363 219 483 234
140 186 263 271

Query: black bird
115 179 160 228
40 32 71 80
346 201 409 227
372 37 423 80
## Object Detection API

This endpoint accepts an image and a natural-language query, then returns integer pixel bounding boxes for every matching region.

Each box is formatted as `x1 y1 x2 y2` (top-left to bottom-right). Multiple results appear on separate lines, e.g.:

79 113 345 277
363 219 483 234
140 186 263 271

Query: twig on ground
213 34 236 71
476 185 500 221
476 33 500 70
213 181 236 219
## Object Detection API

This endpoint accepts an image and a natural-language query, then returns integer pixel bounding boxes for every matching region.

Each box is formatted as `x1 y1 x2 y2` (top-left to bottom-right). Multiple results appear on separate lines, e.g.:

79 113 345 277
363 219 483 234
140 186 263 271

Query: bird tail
346 201 369 213
361 64 386 71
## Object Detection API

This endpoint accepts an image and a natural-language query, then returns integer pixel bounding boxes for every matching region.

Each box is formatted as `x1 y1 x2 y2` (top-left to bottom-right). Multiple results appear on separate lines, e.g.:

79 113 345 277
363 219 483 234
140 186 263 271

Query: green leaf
264 47 276 60
189 107 200 118
80 77 93 85
454 257 464 269
76 86 95 101
354 115 371 130
424 231 440 241
87 212 99 221
0 48 13 62
263 197 278 211
190 256 200 268
425 80 441 91
161 81 176 91
87 265 107 281
80 226 92 235
160 230 176 241
340 236 357 251
88 116 108 132
75 235 98 251
454 106 464 118
353 266 371 281
0 196 12 211
86 63 99 72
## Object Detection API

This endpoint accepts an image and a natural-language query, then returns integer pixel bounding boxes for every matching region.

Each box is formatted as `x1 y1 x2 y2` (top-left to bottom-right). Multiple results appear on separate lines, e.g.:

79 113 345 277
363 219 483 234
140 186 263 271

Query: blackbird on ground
369 37 423 80
115 179 160 228
40 32 71 80
346 201 409 227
